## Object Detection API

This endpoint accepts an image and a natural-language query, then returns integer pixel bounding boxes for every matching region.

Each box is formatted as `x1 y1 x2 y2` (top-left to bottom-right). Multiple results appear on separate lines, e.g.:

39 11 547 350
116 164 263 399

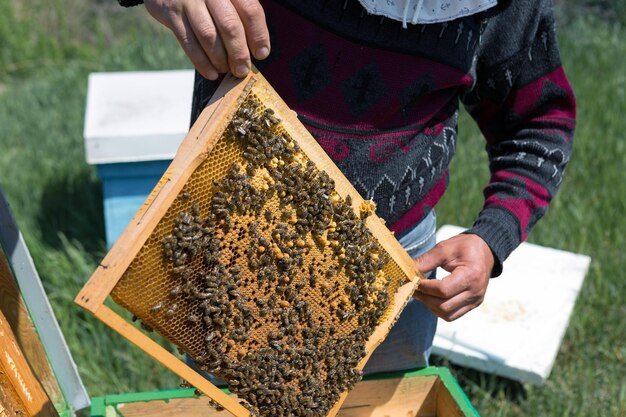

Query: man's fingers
171 14 219 80
146 0 268 78
416 272 469 299
413 234 492 321
232 0 270 60
415 244 452 274
444 304 477 322
414 264 488 321
414 288 482 322
185 2 229 73
207 0 251 77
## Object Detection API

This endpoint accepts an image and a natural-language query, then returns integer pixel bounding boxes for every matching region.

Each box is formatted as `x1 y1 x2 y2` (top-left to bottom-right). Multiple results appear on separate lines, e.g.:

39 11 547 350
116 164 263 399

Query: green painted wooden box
90 367 479 417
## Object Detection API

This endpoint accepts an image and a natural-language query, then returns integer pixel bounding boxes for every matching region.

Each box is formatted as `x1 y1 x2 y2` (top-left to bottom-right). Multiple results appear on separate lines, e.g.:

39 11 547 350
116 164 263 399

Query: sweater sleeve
118 0 143 7
460 0 576 276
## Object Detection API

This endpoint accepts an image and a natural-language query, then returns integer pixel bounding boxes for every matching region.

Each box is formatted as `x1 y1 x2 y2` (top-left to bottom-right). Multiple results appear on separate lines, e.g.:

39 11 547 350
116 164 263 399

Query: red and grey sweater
122 0 576 275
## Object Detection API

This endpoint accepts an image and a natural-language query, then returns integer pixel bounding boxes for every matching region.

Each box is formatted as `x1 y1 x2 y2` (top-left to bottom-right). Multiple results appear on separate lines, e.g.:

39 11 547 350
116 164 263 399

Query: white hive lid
432 225 591 385
84 70 195 164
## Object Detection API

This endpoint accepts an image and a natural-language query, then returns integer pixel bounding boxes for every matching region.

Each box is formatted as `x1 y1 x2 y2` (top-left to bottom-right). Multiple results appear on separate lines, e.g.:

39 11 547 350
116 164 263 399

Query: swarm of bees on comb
110 92 410 417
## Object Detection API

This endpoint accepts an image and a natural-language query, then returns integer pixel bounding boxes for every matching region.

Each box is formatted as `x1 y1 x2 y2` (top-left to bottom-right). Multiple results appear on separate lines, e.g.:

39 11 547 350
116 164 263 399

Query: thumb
415 245 447 274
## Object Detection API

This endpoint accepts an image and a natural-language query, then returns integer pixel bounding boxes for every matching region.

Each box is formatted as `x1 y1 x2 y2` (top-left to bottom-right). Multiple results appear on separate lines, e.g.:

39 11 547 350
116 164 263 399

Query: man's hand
414 234 494 322
144 0 270 80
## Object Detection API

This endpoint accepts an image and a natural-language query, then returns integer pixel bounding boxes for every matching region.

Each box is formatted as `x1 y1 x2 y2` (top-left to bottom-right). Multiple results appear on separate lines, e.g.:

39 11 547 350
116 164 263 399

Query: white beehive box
83 70 195 246
84 70 194 164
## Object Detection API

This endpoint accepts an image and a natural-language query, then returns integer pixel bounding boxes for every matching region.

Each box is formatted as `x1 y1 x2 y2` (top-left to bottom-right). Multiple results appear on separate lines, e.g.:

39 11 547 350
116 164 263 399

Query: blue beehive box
95 160 171 246
84 70 195 247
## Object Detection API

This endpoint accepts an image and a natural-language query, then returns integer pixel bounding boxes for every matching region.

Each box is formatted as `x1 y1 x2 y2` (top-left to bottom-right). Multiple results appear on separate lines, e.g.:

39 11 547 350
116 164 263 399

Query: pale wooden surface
115 395 241 417
0 309 59 417
0 248 65 411
337 376 439 417
435 380 465 417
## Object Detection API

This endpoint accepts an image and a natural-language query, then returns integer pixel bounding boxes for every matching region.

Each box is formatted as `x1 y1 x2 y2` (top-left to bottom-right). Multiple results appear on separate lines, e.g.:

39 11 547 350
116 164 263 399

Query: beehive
0 192 90 416
76 70 423 417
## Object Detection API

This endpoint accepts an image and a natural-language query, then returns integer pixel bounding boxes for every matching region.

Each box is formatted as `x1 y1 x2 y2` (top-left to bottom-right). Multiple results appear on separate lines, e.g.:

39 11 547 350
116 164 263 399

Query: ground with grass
0 1 624 415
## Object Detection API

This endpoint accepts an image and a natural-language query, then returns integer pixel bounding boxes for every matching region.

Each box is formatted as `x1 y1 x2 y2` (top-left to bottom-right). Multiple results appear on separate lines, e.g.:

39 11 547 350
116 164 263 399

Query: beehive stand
75 69 423 417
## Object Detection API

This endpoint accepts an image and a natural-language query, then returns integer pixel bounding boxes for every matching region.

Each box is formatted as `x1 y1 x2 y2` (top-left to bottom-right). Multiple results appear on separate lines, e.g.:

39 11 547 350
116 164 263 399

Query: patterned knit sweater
120 0 576 276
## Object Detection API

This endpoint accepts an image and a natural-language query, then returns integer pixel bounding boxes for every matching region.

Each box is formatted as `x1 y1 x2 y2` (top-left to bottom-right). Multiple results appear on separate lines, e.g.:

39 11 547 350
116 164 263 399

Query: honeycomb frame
75 70 423 417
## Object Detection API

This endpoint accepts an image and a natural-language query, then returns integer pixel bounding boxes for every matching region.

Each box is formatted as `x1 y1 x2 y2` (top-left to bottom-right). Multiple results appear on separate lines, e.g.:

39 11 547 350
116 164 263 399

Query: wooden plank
115 396 234 417
94 305 251 417
431 367 479 417
0 309 59 417
435 379 466 417
1 361 25 417
337 376 439 417
75 75 254 313
0 247 66 412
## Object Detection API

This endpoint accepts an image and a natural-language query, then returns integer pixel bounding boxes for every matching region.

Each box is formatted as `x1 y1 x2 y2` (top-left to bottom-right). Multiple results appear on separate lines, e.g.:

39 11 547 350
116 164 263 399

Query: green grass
0 1 191 395
0 1 624 415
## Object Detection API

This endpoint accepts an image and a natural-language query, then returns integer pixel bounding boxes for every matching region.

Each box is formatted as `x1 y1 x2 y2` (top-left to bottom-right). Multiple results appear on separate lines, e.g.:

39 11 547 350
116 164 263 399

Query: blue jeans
362 210 438 375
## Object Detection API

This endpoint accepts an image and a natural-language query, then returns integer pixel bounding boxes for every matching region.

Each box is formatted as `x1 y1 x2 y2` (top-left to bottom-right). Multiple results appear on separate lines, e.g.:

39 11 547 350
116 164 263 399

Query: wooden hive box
75 69 425 417
0 191 90 417
90 368 480 417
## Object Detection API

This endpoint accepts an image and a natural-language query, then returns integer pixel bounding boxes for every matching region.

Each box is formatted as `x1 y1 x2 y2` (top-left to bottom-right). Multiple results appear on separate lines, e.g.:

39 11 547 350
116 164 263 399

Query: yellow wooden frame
75 69 423 417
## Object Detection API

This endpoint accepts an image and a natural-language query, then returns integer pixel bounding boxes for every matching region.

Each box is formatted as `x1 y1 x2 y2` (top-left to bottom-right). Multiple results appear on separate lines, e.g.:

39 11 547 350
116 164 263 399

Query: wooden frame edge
93 305 251 417
435 367 480 417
